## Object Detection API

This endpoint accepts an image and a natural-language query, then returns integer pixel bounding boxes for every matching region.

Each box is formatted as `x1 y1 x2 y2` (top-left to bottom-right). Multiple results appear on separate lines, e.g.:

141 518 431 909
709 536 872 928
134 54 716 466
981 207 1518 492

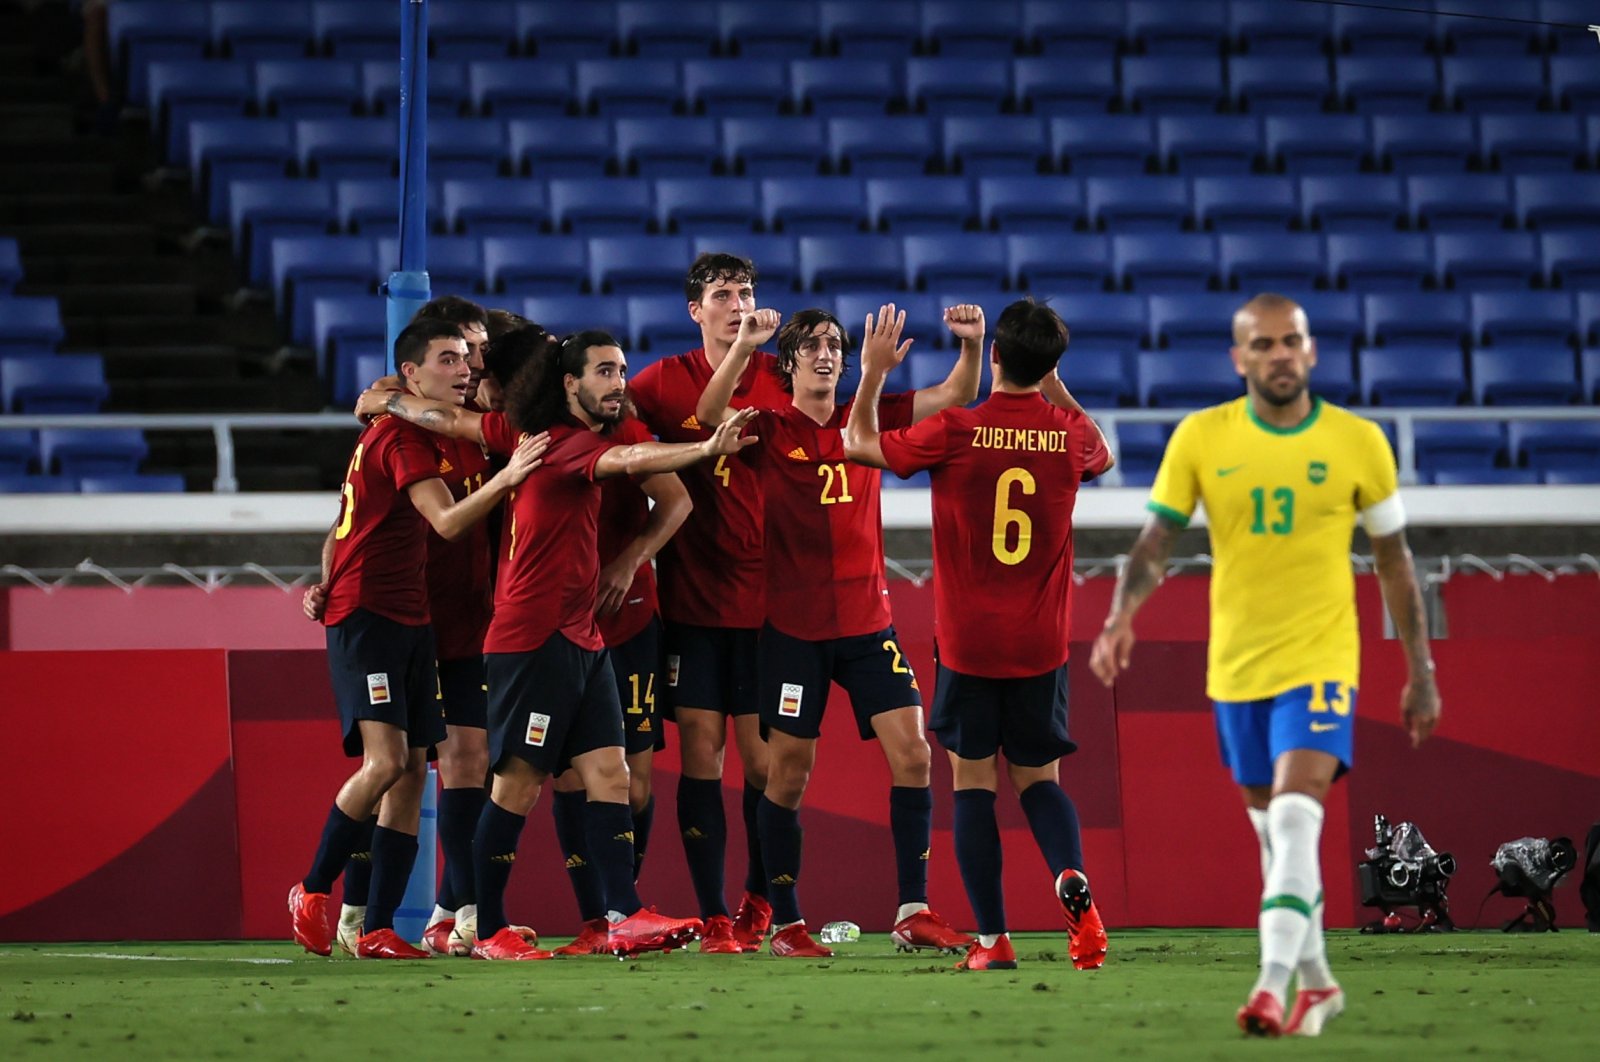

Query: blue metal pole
384 0 431 373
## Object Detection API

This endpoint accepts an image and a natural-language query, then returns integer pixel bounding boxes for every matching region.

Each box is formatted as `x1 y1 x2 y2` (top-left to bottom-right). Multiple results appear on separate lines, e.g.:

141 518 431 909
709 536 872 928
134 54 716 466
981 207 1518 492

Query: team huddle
289 253 1441 1038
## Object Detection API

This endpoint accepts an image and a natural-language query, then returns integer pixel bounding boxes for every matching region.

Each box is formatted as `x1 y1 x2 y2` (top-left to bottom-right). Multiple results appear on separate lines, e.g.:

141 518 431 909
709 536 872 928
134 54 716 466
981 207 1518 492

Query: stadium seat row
0 429 151 479
0 355 109 415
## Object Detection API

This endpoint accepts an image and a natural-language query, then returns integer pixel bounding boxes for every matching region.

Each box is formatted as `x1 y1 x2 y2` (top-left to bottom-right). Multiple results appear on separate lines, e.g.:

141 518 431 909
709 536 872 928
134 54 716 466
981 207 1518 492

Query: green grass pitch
4 930 1596 1060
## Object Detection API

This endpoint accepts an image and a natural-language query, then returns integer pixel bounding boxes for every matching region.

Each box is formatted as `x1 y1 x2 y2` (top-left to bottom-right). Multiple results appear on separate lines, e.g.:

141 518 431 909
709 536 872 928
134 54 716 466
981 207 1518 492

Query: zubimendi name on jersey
970 426 1074 453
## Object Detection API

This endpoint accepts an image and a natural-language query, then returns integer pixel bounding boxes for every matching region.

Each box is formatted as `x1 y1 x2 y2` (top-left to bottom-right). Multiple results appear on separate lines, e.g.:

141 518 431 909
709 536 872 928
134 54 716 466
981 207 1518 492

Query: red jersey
628 348 788 629
480 411 613 654
596 416 659 647
879 391 1111 677
323 415 444 628
753 393 916 641
425 432 495 661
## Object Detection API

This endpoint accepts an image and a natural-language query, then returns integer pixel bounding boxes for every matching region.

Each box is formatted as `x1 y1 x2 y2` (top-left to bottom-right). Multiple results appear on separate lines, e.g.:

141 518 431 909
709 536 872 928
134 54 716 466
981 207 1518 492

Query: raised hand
944 303 985 343
703 407 760 456
735 308 781 349
861 303 913 377
502 431 551 485
354 387 390 422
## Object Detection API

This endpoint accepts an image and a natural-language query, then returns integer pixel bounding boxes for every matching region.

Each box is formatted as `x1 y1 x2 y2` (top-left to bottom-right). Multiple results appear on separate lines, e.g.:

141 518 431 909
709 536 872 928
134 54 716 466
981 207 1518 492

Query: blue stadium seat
866 178 974 234
1050 116 1156 176
210 2 315 61
1542 231 1600 290
588 235 694 294
1336 55 1437 112
1127 0 1228 54
430 1 517 61
1230 1 1329 54
833 294 938 366
1544 467 1600 484
1296 292 1364 354
615 118 721 178
1148 293 1242 353
427 118 510 180
1471 347 1582 405
627 294 707 352
312 293 385 381
1414 420 1505 473
548 178 654 235
922 0 1023 59
270 234 378 343
1438 0 1542 53
254 59 362 121
654 177 759 236
108 1 210 106
1514 175 1600 230
829 117 937 178
295 117 398 181
0 239 21 294
905 59 1010 117
1192 176 1298 232
1406 175 1513 232
0 429 35 474
719 1 819 60
1363 293 1470 348
467 59 574 119
1006 234 1112 292
1477 114 1585 174
79 473 187 493
1371 115 1478 175
376 234 485 294
902 234 1007 293
1228 56 1330 114
942 116 1047 178
798 235 905 293
228 178 336 285
977 176 1085 232
1508 419 1600 471
508 117 613 178
1058 348 1134 407
1024 0 1123 58
336 177 439 235
883 468 931 489
1584 346 1600 403
1309 347 1358 406
1137 352 1244 407
723 117 827 178
1122 56 1226 115
1434 232 1541 291
1263 115 1369 175
1156 116 1261 176
0 297 66 352
819 0 920 59
1113 234 1219 294
1085 177 1189 232
314 1 402 60
761 177 868 234
1441 55 1547 113
0 474 75 494
1549 54 1600 110
1548 0 1600 52
1332 4 1435 53
359 59 469 116
1114 421 1173 473
515 294 627 337
147 59 253 161
38 428 149 477
442 178 550 235
1218 233 1325 290
905 350 952 390
577 60 681 116
1359 348 1466 406
484 234 587 294
1428 467 1541 486
618 1 720 59
1327 233 1433 292
1038 294 1147 348
517 1 617 60
690 234 801 292
1299 176 1405 232
0 355 108 414
789 59 898 117
188 118 296 221
1012 56 1118 115
1471 291 1576 347
682 59 788 118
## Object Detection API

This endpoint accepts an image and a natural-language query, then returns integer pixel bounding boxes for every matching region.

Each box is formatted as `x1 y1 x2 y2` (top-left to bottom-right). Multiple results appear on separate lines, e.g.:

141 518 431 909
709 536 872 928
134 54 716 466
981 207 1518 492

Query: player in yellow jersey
1089 293 1441 1039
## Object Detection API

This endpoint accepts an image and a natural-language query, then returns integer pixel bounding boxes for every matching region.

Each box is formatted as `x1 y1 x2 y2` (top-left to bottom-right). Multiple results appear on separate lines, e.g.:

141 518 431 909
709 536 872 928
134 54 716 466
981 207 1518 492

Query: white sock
1296 893 1336 991
429 904 452 925
978 933 1006 948
454 904 477 927
1246 806 1272 885
896 902 929 923
1055 869 1090 892
1253 793 1324 1002
338 904 365 931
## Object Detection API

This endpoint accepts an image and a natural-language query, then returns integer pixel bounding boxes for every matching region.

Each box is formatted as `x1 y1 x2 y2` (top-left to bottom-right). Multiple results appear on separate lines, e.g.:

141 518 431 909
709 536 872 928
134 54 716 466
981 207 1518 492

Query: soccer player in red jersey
362 327 754 960
627 253 792 952
844 298 1116 973
291 319 546 960
695 303 982 958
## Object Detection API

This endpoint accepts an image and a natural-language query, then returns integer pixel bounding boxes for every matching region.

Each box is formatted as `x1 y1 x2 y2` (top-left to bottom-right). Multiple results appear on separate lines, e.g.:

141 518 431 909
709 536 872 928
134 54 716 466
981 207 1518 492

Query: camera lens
1388 863 1413 889
1435 854 1456 877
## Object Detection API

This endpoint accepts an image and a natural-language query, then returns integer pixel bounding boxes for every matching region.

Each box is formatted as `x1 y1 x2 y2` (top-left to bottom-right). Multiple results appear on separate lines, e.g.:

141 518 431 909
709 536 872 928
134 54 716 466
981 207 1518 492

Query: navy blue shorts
437 655 488 730
930 660 1075 768
758 623 922 741
610 616 667 756
485 634 625 777
663 622 759 718
325 608 444 758
1214 681 1356 787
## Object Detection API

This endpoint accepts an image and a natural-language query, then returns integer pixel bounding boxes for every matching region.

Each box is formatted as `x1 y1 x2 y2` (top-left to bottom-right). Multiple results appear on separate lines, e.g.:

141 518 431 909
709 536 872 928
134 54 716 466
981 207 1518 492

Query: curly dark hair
774 308 852 394
505 329 634 434
684 252 757 303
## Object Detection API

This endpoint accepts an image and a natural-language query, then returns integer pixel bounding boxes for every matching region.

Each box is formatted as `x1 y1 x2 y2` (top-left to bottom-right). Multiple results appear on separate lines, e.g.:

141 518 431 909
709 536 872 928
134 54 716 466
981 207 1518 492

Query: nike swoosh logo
1217 465 1246 477
1310 722 1339 733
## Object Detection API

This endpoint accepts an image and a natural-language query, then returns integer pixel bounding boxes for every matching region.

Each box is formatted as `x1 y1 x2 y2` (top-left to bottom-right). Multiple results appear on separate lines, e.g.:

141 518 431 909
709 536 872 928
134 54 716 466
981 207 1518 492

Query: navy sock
340 815 378 908
364 826 419 934
756 796 803 925
437 787 485 910
585 801 642 918
889 785 933 907
953 789 1007 935
741 781 766 897
1019 781 1085 879
677 776 729 918
472 800 527 938
305 805 367 894
632 796 655 883
553 789 606 922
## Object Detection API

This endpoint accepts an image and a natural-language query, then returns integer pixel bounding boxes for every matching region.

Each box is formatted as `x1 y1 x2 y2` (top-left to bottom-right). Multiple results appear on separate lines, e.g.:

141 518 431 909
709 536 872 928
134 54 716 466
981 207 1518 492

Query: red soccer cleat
1284 985 1345 1037
420 918 457 957
288 883 333 956
1237 989 1286 1037
552 919 609 957
509 924 540 946
355 928 431 960
768 922 833 958
731 891 773 953
891 909 975 955
699 914 744 954
471 926 554 961
956 936 1018 971
607 908 705 957
1057 869 1108 970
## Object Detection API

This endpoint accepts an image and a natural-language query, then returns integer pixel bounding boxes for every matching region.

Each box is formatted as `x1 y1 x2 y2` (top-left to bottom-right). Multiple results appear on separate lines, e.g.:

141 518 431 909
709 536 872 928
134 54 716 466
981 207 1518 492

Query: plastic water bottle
818 921 860 944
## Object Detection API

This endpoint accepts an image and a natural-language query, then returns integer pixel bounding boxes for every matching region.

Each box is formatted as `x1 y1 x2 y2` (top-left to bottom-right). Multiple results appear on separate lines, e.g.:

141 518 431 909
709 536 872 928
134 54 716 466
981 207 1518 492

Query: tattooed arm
1371 529 1441 747
1088 512 1183 686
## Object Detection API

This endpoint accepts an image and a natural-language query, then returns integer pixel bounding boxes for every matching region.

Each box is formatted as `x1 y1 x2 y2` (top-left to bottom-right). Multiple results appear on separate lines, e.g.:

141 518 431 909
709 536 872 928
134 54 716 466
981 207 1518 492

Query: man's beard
1257 374 1307 407
580 390 626 426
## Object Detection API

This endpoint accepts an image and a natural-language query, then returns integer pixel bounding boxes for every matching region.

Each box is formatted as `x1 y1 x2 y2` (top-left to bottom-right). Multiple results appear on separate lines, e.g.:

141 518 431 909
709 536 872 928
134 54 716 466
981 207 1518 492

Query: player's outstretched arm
596 408 760 480
1371 529 1441 747
1089 512 1182 686
352 387 487 445
695 309 780 428
911 303 983 424
406 433 548 542
596 472 692 616
1041 371 1116 473
843 303 913 468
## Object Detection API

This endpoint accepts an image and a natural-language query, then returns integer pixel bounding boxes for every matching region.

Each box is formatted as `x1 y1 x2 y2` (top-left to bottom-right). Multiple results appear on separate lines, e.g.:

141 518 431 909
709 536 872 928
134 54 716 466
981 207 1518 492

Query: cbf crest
1308 460 1328 485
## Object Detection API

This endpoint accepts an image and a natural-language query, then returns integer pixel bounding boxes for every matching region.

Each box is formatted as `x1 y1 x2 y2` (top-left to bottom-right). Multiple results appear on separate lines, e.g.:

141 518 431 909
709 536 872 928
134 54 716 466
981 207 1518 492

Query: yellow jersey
1147 397 1401 702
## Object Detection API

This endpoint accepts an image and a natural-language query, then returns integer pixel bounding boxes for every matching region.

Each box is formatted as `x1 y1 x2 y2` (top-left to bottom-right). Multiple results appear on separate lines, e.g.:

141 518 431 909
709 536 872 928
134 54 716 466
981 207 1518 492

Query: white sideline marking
37 952 293 965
